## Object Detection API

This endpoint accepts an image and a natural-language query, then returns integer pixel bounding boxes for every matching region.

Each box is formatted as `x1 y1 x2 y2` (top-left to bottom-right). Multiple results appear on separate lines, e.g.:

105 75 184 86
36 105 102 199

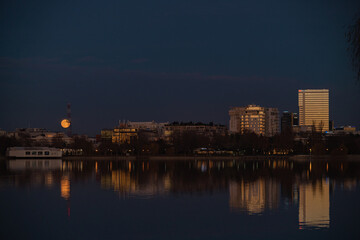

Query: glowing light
61 176 70 200
61 119 71 128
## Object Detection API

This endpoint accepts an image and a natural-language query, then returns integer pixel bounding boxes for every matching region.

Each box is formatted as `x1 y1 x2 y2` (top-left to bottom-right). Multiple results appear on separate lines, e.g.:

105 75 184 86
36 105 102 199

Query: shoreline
1 155 359 161
59 154 360 161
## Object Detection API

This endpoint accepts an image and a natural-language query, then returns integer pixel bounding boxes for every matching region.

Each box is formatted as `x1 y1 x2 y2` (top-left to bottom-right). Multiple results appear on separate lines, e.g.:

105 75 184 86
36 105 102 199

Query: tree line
1 129 359 156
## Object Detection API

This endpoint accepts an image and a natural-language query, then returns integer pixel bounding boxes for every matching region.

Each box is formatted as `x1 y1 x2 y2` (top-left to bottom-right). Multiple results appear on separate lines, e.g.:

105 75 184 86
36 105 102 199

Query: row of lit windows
25 151 50 156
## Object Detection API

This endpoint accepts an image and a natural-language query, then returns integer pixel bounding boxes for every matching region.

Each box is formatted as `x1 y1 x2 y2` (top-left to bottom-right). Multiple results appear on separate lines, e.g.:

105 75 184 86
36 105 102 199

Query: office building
333 126 357 135
329 120 335 131
112 123 138 144
229 105 279 136
265 108 280 137
281 111 293 132
298 89 329 132
164 122 227 142
281 111 299 132
293 113 299 126
127 121 169 141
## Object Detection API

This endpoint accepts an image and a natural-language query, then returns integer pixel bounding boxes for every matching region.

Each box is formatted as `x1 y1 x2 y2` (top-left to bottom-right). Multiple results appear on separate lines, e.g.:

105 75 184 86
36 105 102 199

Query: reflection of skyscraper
299 179 330 229
229 178 280 214
298 89 329 132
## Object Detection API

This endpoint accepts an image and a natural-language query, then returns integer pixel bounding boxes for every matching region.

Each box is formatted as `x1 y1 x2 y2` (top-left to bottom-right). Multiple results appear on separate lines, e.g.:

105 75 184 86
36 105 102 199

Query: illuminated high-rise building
229 105 279 136
298 89 329 132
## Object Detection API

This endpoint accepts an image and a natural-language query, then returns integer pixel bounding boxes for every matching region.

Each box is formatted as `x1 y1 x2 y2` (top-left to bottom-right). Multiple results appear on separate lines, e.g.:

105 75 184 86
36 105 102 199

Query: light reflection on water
1 157 360 238
298 179 330 229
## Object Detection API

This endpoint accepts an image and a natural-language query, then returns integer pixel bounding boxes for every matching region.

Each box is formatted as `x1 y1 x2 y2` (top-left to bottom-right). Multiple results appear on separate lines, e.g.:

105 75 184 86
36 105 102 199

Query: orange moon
61 119 71 128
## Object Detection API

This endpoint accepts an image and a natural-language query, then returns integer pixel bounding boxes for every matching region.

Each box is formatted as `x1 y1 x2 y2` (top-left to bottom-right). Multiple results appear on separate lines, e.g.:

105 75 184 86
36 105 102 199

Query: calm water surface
0 157 360 239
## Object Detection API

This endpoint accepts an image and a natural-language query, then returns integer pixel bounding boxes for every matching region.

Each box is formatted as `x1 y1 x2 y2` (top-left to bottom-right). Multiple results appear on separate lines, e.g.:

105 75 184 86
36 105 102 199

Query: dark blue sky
1 0 360 135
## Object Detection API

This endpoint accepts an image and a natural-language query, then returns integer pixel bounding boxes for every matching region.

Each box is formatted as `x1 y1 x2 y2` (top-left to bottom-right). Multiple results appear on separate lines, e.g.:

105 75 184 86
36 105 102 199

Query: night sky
1 0 360 136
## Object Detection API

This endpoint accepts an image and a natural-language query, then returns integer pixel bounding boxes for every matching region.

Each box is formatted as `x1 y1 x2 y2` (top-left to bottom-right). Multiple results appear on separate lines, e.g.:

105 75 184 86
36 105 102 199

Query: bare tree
346 15 360 81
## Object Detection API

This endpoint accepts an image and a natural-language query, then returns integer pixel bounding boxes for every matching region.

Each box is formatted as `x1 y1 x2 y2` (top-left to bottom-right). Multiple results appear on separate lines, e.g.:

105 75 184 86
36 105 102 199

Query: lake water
0 157 360 239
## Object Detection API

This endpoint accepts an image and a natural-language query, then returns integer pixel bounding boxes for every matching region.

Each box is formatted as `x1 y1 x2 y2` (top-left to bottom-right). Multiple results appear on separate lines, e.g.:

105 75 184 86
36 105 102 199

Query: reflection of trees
2 158 360 209
85 159 360 201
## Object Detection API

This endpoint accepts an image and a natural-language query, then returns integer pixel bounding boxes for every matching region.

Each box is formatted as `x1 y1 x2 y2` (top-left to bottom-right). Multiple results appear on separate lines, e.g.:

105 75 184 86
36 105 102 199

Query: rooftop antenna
67 103 72 136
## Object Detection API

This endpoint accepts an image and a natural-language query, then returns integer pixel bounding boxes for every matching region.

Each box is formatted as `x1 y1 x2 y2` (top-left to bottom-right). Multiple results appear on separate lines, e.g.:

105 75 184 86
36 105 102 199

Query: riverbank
60 154 360 161
1 154 359 162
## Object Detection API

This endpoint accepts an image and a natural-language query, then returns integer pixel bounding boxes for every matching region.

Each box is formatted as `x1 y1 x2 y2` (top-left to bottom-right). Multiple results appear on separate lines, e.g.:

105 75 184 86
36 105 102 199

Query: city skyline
1 1 360 238
1 87 355 137
1 0 360 136
0 91 357 137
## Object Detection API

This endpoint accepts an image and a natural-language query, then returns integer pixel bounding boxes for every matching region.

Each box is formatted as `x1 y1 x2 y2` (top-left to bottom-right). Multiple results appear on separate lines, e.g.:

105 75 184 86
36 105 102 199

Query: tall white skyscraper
298 89 329 132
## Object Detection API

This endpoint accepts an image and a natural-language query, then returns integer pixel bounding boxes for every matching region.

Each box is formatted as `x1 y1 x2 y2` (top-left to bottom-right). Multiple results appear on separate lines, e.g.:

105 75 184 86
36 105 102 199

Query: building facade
229 105 279 136
164 122 227 142
127 121 168 141
281 111 299 132
265 108 280 137
298 89 329 132
112 124 138 144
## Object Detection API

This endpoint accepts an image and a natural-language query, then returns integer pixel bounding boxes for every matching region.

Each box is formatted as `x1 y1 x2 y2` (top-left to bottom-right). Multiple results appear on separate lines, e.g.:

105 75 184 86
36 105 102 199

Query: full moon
61 119 71 128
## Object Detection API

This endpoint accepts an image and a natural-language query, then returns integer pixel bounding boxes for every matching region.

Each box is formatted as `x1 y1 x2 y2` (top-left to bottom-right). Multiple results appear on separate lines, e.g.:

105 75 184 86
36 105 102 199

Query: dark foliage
346 15 360 81
0 136 20 156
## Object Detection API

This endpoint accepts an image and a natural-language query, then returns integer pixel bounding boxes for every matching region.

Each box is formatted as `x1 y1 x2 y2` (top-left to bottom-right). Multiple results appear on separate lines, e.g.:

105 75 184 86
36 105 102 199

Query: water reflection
60 175 70 200
8 159 62 171
298 179 330 229
229 178 280 215
101 170 172 198
1 157 360 231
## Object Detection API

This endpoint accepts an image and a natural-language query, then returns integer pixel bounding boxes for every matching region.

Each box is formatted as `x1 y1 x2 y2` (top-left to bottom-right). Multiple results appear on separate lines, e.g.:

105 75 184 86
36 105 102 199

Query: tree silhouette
346 15 360 81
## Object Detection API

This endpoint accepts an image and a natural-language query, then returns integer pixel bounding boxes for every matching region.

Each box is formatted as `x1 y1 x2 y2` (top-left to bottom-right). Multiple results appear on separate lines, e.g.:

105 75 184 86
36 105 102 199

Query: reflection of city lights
229 179 280 215
309 162 312 172
95 162 98 173
299 180 330 229
45 173 53 187
61 176 70 200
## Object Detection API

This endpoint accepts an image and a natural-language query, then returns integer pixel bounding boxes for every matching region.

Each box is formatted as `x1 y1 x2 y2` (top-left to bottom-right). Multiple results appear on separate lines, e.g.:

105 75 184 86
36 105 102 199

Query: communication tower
67 103 72 136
